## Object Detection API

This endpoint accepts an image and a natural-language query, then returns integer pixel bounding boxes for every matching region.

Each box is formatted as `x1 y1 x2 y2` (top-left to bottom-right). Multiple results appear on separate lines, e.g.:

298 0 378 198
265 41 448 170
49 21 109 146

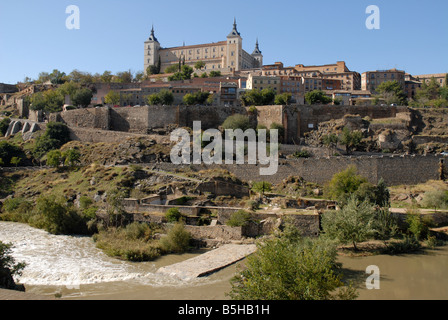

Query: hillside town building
144 20 263 76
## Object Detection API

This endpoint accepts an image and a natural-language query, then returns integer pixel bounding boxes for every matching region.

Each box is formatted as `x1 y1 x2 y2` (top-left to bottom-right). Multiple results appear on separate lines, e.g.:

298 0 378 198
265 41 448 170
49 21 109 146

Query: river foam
0 222 191 287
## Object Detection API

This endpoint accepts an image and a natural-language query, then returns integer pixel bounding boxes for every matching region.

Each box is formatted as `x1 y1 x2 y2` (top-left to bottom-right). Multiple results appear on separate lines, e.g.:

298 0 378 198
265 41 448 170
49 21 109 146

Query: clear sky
0 0 447 84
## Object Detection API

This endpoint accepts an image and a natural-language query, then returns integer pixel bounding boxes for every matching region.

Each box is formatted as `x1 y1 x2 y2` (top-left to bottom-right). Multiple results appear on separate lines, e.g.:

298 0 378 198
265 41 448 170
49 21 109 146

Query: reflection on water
338 246 448 300
1 221 448 300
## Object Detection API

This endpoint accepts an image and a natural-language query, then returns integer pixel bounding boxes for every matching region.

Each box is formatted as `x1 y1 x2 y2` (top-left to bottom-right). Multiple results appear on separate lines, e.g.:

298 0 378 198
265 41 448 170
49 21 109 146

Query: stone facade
144 20 262 75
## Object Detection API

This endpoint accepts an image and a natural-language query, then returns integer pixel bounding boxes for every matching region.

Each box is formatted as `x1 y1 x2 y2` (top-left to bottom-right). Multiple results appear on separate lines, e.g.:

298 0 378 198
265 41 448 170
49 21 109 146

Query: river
1 221 447 300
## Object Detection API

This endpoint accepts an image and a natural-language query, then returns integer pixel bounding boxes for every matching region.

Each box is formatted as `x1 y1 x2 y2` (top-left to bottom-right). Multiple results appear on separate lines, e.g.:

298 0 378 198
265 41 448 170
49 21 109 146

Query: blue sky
0 0 447 84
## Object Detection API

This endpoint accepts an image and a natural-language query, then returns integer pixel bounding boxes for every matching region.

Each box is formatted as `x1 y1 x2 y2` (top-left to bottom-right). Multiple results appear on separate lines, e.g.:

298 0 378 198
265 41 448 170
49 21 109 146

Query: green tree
305 90 333 105
321 134 339 155
376 80 407 105
325 166 368 205
147 90 174 105
226 210 252 227
33 122 71 159
10 157 21 167
57 81 81 100
47 150 62 168
114 70 133 83
321 196 376 251
104 90 120 105
0 118 11 136
101 71 114 83
421 190 448 212
183 93 196 106
228 232 358 300
240 89 264 106
260 88 276 105
209 71 221 77
373 207 398 245
34 195 87 235
49 69 67 85
159 223 191 254
274 93 292 105
251 181 272 195
158 89 175 105
222 114 252 131
0 241 26 291
146 65 159 76
62 148 81 167
165 207 182 223
270 123 285 143
194 61 206 70
30 90 64 113
339 127 363 155
71 88 93 108
168 65 194 81
165 64 180 74
0 141 26 167
147 93 162 105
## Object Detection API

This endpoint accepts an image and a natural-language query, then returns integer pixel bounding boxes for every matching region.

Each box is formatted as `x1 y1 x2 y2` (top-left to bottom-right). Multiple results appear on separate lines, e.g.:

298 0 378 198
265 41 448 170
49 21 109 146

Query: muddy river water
1 222 447 300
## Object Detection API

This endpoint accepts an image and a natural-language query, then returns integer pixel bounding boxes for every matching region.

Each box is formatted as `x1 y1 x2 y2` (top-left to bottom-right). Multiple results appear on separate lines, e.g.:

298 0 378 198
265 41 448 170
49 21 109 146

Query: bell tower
251 38 263 68
144 25 160 75
226 18 243 72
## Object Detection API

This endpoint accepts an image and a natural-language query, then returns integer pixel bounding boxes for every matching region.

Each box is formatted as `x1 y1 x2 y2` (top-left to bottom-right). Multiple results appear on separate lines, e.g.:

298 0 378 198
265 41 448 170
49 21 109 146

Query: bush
93 226 162 262
293 150 311 158
33 122 71 159
165 207 182 223
0 141 26 167
251 181 272 195
421 190 448 211
405 213 433 241
0 241 26 290
226 210 251 227
321 197 376 251
222 114 252 131
159 223 191 254
32 195 89 235
228 234 358 300
0 118 11 136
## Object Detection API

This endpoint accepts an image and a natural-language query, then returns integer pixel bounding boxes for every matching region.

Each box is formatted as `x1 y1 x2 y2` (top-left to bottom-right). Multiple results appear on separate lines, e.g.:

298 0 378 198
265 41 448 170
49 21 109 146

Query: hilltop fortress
144 19 263 75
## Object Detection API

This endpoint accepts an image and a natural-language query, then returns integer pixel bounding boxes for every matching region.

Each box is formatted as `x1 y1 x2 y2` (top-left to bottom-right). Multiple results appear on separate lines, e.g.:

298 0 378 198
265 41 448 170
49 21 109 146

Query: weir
156 244 257 280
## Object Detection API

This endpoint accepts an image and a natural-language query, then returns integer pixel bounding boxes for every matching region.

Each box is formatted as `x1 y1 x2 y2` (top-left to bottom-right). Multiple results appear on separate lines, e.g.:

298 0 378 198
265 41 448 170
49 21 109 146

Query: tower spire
149 24 158 42
228 17 240 37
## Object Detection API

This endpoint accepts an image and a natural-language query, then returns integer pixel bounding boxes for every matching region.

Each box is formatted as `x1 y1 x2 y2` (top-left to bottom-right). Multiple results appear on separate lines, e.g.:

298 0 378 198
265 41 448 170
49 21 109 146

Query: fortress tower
144 20 263 75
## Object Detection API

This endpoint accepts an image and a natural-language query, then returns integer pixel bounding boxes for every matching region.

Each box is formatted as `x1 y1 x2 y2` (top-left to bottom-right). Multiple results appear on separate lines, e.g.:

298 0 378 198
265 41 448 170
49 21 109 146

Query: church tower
144 25 160 75
226 18 243 72
251 38 263 68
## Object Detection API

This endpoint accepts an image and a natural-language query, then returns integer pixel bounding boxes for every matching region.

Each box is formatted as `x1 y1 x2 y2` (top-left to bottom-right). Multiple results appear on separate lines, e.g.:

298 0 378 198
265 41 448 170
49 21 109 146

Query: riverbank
2 221 448 300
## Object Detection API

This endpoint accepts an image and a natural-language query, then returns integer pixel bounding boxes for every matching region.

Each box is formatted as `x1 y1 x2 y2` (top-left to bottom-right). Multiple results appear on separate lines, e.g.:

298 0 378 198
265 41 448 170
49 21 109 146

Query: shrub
0 241 26 290
33 122 71 159
165 207 182 223
93 227 162 262
421 190 448 211
32 195 89 235
405 213 433 241
226 210 251 227
293 150 311 158
0 141 26 167
251 181 272 195
0 118 11 136
222 114 252 131
159 223 191 253
321 197 376 251
228 234 358 300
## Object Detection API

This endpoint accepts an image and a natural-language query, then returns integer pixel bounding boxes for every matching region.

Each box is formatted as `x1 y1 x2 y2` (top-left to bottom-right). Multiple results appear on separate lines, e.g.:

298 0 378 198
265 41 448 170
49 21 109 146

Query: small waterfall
0 222 188 287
